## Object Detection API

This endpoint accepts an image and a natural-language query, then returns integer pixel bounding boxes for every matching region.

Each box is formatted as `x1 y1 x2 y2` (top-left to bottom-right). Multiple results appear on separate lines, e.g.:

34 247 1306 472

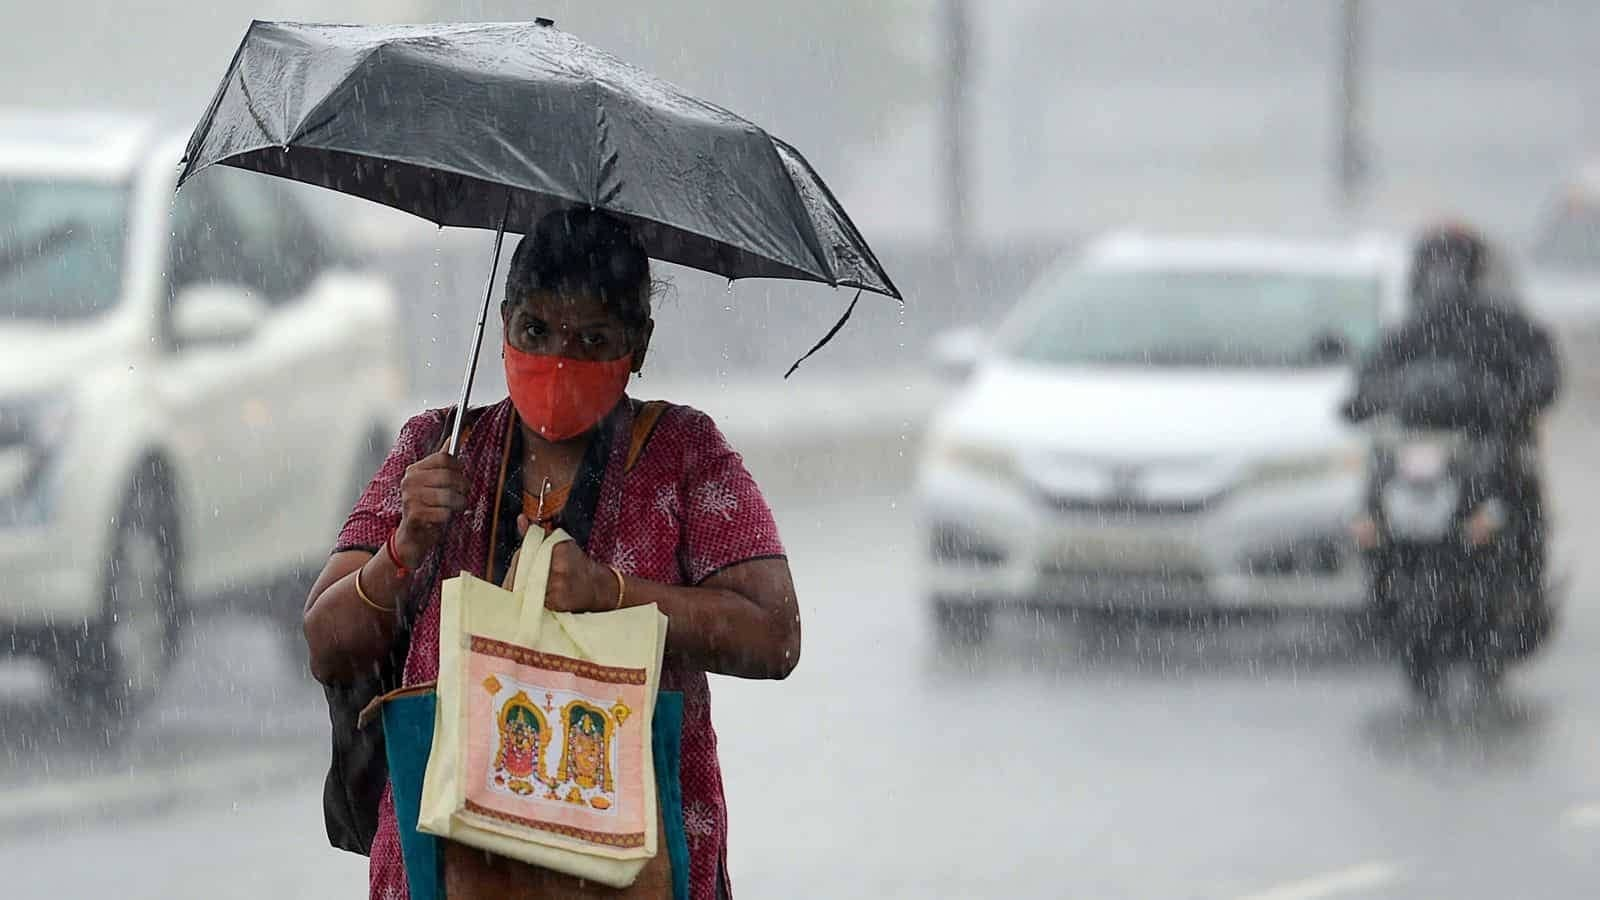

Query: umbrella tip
535 17 555 27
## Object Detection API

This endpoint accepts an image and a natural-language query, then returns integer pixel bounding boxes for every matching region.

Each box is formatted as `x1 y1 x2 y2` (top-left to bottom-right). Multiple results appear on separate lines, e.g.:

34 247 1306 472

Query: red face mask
504 343 633 441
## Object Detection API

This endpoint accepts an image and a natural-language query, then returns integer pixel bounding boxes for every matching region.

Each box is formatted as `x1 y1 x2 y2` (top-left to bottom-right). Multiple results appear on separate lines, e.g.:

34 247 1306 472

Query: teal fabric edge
653 691 690 900
381 691 445 900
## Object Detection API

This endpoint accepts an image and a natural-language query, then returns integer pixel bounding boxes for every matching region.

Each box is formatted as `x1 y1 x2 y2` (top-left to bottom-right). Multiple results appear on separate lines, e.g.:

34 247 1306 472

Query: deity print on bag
489 687 551 796
557 701 616 808
465 637 651 849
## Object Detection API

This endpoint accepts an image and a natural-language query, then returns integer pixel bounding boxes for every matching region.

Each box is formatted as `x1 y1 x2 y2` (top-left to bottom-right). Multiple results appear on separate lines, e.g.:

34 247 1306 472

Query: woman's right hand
393 450 471 568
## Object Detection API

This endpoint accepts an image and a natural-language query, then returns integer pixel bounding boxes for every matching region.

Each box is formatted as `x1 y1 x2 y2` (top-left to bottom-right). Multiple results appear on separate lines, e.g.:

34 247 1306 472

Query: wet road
2 408 1600 898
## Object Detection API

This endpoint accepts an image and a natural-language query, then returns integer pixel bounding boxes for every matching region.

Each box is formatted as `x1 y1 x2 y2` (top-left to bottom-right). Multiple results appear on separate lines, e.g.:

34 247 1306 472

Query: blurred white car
917 232 1409 645
0 112 406 708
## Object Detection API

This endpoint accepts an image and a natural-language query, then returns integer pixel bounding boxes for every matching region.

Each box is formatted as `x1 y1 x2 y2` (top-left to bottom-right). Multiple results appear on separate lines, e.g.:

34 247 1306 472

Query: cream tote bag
418 528 669 888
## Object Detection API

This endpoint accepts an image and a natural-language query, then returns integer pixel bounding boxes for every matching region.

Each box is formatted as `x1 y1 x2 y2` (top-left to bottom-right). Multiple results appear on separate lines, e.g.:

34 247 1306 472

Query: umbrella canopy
179 19 899 300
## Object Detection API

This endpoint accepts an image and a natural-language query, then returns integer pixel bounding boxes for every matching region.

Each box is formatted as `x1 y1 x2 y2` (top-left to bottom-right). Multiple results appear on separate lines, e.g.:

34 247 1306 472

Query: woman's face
504 290 637 363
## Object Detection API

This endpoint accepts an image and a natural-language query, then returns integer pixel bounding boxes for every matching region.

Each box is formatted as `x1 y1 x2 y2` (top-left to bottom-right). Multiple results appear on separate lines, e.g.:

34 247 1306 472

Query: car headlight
928 439 1018 484
0 391 75 452
0 391 74 504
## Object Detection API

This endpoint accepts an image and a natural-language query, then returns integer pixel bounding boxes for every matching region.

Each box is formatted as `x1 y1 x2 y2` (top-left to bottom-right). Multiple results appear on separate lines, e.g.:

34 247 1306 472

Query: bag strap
626 401 670 474
562 400 670 550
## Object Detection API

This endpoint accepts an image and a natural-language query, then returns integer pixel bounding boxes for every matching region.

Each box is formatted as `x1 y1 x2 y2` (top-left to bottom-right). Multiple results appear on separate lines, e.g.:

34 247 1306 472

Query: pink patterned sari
336 396 785 899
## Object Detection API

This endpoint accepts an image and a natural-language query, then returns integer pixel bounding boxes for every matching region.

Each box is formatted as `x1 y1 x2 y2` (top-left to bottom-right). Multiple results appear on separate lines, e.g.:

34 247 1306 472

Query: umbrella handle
447 194 513 455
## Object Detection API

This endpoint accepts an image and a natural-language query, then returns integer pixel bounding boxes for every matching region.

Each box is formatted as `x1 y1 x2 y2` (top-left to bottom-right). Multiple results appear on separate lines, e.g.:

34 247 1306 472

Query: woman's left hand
503 513 619 612
545 541 620 613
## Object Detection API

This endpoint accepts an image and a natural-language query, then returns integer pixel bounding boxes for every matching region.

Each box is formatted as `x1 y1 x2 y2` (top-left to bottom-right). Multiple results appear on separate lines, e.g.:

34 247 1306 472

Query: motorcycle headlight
1380 479 1461 541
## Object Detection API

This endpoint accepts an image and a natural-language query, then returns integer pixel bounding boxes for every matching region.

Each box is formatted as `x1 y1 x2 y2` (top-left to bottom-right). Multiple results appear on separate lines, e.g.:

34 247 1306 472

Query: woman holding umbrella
183 19 897 898
304 207 798 898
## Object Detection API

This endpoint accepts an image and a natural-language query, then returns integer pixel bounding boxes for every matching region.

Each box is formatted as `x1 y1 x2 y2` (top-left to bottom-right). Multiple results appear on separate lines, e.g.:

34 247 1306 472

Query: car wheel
932 600 992 648
58 473 182 718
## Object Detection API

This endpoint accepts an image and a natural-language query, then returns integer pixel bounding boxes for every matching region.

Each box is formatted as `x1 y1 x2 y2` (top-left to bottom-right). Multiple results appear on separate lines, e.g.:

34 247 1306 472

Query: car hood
938 359 1361 464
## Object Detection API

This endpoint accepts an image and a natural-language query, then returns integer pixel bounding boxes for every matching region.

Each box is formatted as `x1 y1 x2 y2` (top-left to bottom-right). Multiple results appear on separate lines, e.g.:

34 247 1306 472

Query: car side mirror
172 284 268 348
929 326 988 381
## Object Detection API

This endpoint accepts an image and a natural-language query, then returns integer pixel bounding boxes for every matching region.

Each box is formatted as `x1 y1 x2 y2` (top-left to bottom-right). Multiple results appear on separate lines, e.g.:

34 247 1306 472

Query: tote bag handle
510 528 572 646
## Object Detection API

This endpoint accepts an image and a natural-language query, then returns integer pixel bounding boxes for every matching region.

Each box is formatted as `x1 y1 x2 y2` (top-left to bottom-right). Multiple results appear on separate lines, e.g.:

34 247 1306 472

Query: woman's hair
504 208 652 328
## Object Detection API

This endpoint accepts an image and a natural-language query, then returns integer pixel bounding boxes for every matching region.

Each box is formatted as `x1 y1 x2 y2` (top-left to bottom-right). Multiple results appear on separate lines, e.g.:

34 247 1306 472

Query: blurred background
2 2 1600 897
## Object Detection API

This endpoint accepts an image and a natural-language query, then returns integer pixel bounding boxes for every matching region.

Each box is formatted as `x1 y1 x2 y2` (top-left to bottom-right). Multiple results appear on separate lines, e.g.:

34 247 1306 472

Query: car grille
1240 538 1346 577
1040 557 1205 580
1037 492 1216 517
1039 566 1209 604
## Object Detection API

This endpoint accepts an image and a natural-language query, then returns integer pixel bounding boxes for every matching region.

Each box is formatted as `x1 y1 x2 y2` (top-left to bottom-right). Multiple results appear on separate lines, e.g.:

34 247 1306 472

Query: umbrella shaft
448 197 512 454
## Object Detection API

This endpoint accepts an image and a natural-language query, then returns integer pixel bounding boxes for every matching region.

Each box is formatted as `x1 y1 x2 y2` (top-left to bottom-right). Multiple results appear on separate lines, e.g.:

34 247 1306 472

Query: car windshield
999 265 1384 369
0 176 130 321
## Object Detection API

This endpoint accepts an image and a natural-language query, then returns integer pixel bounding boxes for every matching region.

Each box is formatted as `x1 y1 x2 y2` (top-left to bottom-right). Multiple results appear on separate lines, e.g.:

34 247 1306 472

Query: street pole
941 0 972 277
1334 0 1369 220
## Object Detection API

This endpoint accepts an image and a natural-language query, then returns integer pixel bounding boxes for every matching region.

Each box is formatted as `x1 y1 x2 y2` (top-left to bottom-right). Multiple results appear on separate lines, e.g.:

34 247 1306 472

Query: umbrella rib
771 137 902 302
290 42 386 145
180 24 256 185
594 98 622 206
233 61 282 147
294 110 341 143
763 135 835 289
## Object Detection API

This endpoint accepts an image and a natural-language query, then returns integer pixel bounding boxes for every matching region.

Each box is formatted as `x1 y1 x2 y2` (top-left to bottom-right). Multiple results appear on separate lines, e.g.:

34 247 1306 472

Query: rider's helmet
1408 222 1491 311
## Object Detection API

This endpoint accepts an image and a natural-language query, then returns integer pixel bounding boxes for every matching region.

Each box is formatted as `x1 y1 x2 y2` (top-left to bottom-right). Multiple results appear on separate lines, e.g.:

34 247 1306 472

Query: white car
917 233 1409 645
0 112 406 709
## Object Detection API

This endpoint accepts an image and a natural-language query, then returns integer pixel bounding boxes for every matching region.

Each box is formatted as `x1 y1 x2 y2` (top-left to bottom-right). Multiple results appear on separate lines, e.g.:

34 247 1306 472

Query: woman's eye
524 320 548 338
580 332 609 348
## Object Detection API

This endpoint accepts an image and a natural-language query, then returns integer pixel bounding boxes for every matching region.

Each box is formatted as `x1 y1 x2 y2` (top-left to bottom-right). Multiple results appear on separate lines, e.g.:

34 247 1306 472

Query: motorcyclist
1345 225 1558 436
1343 224 1559 631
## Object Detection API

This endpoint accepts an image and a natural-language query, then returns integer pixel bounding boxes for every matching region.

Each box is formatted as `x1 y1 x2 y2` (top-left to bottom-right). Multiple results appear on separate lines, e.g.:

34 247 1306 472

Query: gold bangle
354 566 396 614
609 566 626 611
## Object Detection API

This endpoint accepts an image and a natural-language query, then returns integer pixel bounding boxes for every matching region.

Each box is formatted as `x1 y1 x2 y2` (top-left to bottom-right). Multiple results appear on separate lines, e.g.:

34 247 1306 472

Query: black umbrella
180 19 900 450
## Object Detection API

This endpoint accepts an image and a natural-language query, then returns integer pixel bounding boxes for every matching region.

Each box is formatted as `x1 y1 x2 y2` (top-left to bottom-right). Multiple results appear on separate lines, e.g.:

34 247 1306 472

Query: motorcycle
1345 361 1554 703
